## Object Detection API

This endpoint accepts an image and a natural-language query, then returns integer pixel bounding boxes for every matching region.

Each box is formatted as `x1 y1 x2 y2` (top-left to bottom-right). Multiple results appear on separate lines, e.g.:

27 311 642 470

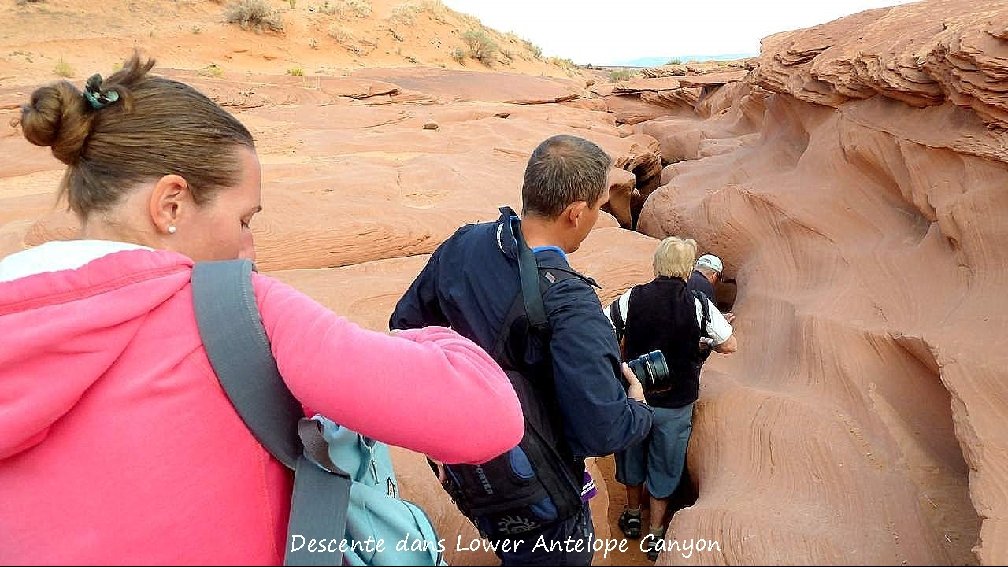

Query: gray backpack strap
191 260 350 567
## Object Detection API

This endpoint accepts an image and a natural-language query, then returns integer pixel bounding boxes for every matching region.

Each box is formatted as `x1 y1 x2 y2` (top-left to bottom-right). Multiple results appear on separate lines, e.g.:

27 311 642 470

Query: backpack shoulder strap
191 260 350 567
513 218 549 332
691 289 711 339
609 288 632 341
191 260 302 466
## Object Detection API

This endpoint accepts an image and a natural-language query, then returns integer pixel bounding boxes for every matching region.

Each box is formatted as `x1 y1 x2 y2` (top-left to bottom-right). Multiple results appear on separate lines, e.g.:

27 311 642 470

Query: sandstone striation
634 0 1007 564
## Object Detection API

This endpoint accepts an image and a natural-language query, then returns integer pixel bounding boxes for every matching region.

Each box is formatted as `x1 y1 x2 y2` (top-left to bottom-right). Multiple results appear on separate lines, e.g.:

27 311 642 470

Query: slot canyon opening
885 336 982 564
714 277 736 314
602 156 663 232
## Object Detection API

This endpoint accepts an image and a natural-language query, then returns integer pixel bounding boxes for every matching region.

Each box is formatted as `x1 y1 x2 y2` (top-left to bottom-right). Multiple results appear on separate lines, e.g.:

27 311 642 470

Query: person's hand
622 363 646 403
724 312 736 324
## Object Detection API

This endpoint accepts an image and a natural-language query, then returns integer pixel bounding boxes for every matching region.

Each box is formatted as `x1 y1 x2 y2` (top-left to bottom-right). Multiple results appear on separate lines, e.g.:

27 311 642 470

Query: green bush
461 29 498 66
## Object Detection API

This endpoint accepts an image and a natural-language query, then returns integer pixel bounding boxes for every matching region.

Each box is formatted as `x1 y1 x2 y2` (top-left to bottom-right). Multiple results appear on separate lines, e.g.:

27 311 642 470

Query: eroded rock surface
634 1 1007 564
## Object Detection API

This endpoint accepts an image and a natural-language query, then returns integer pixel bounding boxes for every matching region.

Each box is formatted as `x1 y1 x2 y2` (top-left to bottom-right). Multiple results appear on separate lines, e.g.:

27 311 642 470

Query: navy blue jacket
390 208 652 459
688 269 715 302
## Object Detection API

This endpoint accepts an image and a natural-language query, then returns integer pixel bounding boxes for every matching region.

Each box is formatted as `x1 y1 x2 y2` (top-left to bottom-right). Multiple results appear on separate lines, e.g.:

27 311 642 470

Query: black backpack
431 214 585 540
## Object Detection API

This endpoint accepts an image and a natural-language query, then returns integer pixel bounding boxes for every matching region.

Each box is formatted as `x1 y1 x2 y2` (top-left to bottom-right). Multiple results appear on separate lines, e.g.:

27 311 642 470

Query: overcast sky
439 0 919 65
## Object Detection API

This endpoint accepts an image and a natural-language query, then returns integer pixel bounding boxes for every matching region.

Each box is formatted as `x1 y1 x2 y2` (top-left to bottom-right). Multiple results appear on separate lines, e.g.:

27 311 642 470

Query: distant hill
612 54 757 67
0 0 587 88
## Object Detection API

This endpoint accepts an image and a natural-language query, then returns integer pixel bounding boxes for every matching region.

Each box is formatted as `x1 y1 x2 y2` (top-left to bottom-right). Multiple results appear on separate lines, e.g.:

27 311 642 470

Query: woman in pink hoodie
0 54 523 564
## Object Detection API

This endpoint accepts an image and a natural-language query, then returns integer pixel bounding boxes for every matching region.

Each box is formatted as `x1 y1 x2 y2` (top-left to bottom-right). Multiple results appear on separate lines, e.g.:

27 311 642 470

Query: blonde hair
653 236 698 279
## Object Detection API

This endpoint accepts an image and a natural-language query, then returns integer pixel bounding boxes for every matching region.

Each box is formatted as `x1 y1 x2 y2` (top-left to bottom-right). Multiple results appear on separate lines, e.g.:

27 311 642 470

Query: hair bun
20 80 94 166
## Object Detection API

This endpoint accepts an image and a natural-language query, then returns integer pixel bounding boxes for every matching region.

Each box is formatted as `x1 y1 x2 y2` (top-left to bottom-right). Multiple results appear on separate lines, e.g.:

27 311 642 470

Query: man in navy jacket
390 134 652 566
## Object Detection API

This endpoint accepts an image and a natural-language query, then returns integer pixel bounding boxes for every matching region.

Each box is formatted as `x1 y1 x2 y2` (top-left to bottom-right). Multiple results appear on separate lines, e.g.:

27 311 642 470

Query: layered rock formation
632 0 1007 564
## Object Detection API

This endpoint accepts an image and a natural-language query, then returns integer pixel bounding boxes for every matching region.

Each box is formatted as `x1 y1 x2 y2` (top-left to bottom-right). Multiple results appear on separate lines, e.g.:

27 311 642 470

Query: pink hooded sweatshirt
0 241 523 565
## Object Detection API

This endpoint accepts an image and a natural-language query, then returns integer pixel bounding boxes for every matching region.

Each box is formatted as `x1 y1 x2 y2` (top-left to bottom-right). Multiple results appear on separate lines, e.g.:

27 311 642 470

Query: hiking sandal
645 527 664 561
618 509 642 539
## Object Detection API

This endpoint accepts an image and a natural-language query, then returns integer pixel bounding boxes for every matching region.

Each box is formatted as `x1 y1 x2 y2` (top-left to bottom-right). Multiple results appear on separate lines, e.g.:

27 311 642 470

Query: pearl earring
167 225 177 234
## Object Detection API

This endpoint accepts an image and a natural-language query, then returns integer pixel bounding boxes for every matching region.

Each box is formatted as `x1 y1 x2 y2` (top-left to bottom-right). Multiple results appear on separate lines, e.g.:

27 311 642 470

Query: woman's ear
148 174 190 234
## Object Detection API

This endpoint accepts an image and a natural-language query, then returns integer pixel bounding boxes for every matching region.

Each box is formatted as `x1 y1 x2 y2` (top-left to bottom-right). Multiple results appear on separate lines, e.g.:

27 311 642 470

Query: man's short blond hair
653 236 698 279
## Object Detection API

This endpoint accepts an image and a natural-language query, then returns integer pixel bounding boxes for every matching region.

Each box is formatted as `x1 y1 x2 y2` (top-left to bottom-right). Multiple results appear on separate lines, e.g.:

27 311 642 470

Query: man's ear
564 201 589 227
148 174 191 234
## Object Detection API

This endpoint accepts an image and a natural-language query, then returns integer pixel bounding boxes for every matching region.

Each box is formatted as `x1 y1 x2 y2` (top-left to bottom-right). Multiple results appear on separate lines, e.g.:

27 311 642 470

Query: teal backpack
191 260 445 566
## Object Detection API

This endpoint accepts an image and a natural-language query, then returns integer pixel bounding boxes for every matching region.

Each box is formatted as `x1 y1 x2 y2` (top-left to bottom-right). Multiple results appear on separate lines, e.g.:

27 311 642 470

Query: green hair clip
83 73 120 110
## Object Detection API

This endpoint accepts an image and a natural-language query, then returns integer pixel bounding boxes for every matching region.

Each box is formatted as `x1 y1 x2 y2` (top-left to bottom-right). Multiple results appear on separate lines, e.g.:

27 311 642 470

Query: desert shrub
667 57 682 65
53 58 74 78
450 47 466 64
461 28 498 65
389 2 420 25
224 0 284 33
332 0 371 19
287 66 304 76
547 56 577 72
328 23 352 43
522 38 542 59
419 0 447 22
327 24 374 55
609 69 636 82
198 63 224 78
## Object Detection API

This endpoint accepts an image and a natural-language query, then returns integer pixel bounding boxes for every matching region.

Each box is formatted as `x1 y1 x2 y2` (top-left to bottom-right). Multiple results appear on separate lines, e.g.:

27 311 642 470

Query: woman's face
171 147 262 262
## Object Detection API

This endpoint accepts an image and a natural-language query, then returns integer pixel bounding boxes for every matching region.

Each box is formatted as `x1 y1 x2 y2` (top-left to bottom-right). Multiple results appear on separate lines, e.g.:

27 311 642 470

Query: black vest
623 276 702 408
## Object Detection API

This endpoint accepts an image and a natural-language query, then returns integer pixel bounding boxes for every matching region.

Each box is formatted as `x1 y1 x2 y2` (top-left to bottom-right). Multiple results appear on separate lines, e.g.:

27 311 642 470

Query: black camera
626 350 671 391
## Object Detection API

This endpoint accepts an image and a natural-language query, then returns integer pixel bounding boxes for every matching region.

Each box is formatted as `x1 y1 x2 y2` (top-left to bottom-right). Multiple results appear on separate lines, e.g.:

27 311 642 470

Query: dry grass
224 0 284 33
547 56 578 73
523 38 542 59
330 0 371 19
609 69 638 82
419 0 447 22
388 2 420 25
327 24 376 55
327 23 353 44
198 63 224 78
53 58 73 77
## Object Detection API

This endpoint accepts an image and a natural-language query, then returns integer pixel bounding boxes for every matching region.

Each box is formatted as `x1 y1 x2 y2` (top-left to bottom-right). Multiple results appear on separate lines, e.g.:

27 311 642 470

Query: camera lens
627 350 669 391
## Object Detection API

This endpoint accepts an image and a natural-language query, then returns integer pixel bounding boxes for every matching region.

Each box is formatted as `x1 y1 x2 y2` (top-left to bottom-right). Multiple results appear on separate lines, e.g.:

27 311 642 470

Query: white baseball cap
696 254 723 274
